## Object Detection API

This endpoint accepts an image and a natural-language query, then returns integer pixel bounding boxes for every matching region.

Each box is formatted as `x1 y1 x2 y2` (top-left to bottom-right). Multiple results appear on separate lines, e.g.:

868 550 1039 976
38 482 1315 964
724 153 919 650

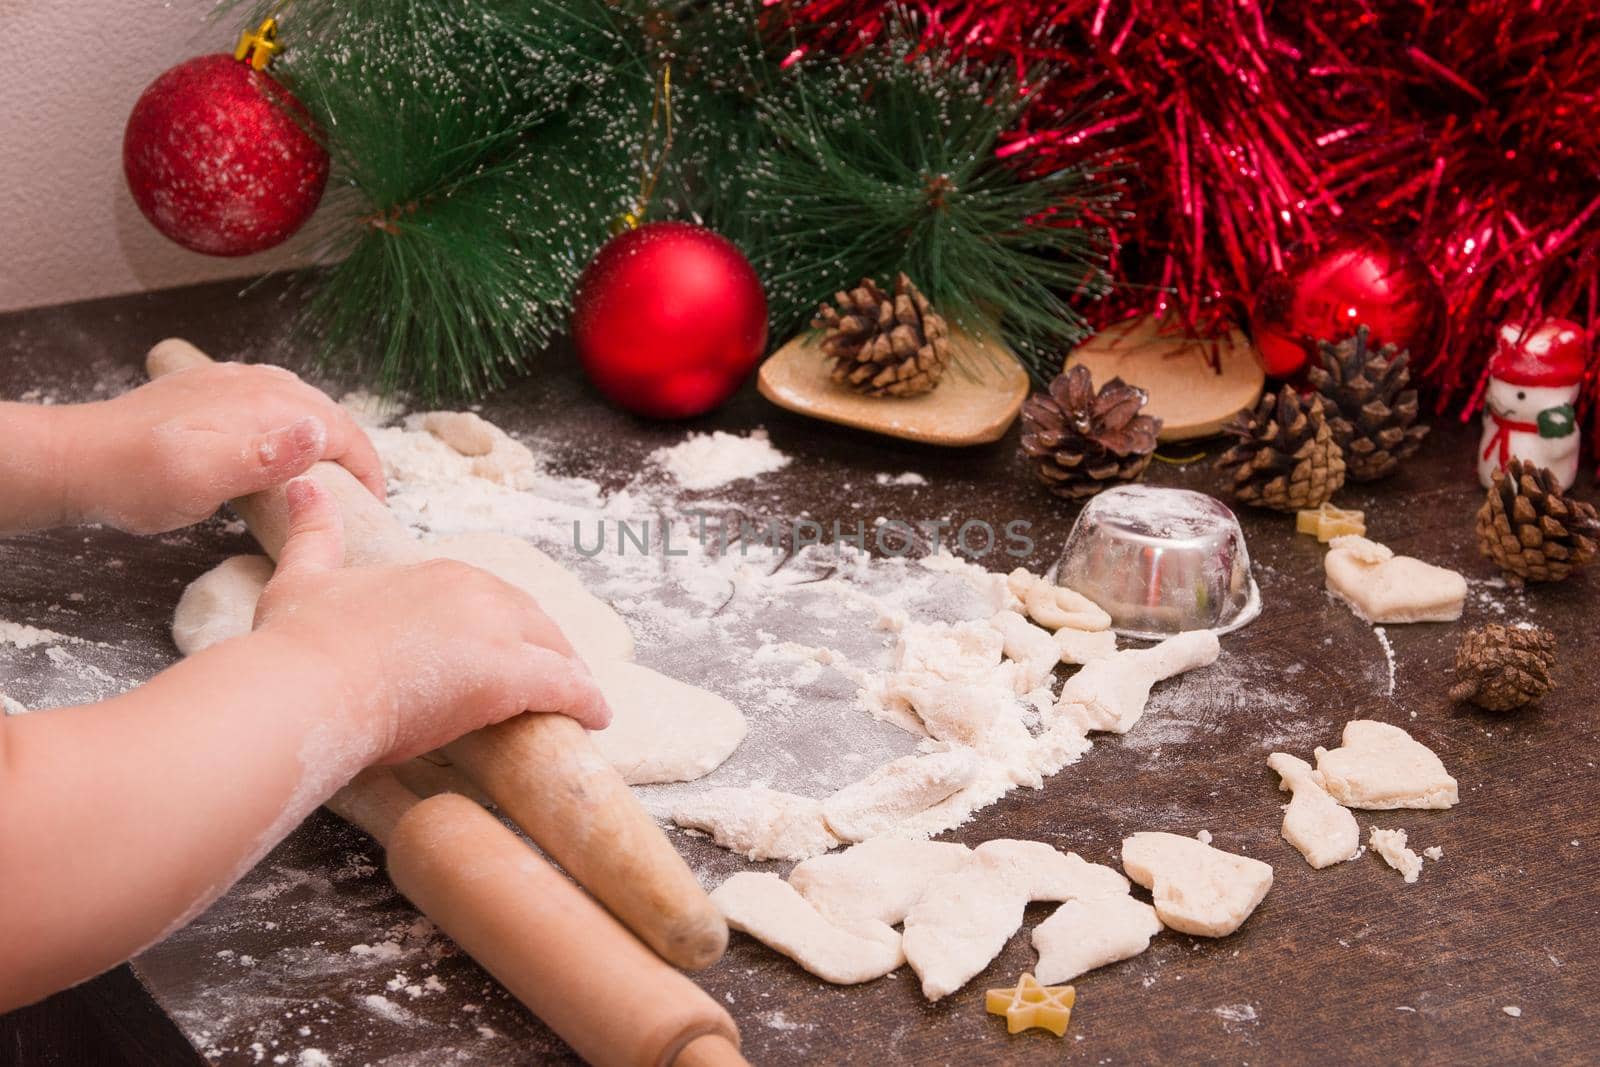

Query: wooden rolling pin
328 771 744 1067
146 338 727 971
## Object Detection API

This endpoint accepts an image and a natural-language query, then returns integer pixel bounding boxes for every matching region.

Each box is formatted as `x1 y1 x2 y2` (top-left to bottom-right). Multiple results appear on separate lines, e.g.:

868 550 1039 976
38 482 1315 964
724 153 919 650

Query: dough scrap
902 683 1036 774
710 872 903 985
171 555 274 655
1368 827 1423 883
1121 832 1273 938
990 610 1061 693
1324 536 1466 624
1056 628 1118 665
1267 752 1360 868
902 864 1025 1001
1312 720 1458 810
1056 629 1221 734
822 749 981 842
789 839 972 926
415 410 536 486
426 531 634 665
672 787 839 862
588 660 746 785
972 839 1129 901
1007 568 1112 632
903 840 1126 1000
1032 893 1162 984
420 410 499 456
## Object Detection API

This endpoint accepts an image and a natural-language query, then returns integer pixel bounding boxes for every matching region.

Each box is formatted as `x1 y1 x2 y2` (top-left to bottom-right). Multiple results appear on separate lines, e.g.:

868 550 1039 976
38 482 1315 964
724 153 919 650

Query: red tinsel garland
773 0 1600 456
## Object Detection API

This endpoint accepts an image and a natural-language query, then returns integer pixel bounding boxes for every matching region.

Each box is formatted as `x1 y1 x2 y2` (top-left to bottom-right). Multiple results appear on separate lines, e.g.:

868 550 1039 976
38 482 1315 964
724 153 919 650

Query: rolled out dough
171 555 275 655
710 872 903 985
426 531 633 665
1031 893 1162 984
1312 720 1458 810
1121 832 1273 938
587 660 746 785
1267 752 1360 868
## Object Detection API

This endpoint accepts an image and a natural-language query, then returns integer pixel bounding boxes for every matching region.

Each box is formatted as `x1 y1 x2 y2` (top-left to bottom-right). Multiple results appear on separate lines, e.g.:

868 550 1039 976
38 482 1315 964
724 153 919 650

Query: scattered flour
0 620 77 650
1373 626 1396 697
650 429 791 490
872 472 927 487
358 994 416 1026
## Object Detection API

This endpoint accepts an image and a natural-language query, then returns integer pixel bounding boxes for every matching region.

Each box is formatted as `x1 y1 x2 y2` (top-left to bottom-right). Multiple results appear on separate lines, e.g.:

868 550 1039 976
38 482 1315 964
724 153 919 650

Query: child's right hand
253 479 611 762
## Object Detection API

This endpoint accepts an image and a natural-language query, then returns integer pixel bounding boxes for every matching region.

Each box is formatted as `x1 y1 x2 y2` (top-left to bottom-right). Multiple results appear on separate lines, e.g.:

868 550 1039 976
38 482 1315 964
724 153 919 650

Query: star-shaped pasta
984 973 1076 1037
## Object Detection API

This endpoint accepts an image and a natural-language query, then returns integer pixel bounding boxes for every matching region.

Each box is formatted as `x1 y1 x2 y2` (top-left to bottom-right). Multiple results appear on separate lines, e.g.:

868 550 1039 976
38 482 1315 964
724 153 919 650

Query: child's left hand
63 362 386 533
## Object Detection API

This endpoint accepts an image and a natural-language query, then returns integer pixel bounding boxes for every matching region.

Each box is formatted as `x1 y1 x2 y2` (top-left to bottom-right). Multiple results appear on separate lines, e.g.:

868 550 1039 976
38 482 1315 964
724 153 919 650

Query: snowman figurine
1477 319 1588 490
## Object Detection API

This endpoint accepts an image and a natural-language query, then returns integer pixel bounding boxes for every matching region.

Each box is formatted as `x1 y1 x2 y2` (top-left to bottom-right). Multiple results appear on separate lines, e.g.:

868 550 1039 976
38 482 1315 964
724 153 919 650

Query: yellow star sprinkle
984 973 1076 1037
1296 502 1366 542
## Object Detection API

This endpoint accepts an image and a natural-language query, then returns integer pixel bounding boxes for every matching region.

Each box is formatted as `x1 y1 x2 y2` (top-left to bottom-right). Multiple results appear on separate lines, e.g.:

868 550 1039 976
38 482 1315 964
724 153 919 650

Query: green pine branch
235 0 655 400
667 5 1121 385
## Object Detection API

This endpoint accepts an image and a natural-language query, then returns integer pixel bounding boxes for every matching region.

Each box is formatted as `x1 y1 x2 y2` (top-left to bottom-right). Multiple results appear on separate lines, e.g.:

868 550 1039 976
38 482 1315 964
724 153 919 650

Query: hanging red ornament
572 221 768 419
1250 234 1447 381
123 20 328 257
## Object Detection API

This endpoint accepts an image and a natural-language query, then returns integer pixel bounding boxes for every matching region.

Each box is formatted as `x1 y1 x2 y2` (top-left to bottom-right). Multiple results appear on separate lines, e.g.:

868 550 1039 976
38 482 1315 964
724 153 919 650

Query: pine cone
1019 364 1162 500
1215 390 1346 511
812 274 950 397
1475 460 1599 584
1307 325 1429 482
1449 623 1557 711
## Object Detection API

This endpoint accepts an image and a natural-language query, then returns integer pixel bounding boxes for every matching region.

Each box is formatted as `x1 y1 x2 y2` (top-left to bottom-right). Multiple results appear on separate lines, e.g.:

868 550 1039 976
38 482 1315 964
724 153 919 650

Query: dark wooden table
2 278 1597 1066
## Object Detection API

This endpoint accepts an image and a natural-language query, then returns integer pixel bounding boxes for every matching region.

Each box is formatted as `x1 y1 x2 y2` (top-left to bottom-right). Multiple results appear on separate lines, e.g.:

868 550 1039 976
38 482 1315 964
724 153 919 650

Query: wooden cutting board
757 329 1030 446
1065 315 1265 441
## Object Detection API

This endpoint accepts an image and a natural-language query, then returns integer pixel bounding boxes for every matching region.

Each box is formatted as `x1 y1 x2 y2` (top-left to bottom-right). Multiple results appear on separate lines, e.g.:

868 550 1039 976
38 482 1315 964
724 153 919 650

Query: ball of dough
171 555 274 655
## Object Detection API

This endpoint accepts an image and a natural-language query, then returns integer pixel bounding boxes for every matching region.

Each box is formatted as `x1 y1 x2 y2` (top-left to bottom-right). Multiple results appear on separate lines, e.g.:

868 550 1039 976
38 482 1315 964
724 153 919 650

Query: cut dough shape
1032 893 1162 984
1267 752 1360 868
588 660 746 785
1056 628 1118 665
1312 720 1458 810
1056 629 1221 734
1007 568 1112 632
822 749 981 842
903 840 1125 1000
972 839 1129 901
902 864 1024 1001
426 531 634 665
789 839 972 926
990 610 1062 693
1368 827 1423 883
710 872 903 985
171 554 273 655
672 787 839 862
1121 832 1273 938
1324 536 1466 624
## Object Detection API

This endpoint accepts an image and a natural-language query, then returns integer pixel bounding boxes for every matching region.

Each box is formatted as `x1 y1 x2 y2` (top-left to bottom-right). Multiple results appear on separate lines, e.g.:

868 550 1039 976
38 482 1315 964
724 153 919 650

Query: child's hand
253 479 611 762
69 363 386 533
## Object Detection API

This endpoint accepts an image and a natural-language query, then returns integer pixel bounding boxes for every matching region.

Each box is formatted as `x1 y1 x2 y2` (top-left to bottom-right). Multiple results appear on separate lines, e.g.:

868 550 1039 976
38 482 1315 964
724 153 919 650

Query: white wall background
0 0 319 313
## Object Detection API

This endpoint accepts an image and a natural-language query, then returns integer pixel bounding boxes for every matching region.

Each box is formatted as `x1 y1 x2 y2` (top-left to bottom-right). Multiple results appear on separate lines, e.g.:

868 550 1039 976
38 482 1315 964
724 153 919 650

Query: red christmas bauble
572 221 768 418
123 54 329 257
1250 233 1446 379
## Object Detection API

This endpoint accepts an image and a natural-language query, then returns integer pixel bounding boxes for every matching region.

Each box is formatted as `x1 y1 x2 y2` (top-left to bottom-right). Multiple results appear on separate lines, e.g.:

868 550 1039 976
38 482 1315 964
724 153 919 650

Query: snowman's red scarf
1482 410 1541 468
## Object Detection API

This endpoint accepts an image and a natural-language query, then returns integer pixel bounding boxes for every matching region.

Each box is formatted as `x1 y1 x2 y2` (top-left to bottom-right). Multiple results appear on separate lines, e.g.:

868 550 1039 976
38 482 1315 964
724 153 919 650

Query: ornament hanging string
614 65 674 234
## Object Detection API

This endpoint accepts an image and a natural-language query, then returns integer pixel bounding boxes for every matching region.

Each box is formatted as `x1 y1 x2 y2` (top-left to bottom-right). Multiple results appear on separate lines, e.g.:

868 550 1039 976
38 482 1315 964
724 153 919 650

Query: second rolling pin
329 772 745 1067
